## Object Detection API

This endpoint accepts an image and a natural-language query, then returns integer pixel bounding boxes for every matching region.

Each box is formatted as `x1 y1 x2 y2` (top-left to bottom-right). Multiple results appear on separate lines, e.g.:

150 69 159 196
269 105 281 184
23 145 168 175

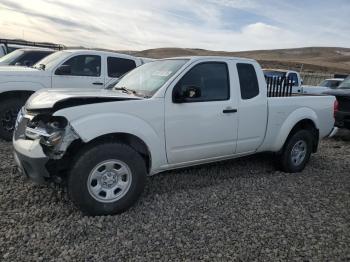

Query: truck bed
258 95 335 152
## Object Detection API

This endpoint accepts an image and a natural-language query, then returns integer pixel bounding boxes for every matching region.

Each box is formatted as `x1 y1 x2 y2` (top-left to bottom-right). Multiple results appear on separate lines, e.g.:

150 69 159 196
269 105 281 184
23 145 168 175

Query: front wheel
68 142 147 216
277 129 314 173
0 97 26 141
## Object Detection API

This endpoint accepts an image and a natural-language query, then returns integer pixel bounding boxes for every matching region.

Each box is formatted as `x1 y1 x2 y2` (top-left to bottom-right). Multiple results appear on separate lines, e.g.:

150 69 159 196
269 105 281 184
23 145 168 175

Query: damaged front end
13 107 80 183
25 113 79 159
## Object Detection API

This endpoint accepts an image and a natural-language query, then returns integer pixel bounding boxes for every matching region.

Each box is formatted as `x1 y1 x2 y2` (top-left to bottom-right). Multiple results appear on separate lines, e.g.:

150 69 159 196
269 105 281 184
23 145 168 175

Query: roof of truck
323 78 344 81
62 49 138 59
15 48 54 52
263 68 298 73
160 56 257 63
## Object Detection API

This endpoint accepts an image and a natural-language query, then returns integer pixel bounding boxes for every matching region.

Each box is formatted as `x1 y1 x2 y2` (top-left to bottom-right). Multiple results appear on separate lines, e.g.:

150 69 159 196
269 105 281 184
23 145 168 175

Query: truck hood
0 65 42 75
26 88 143 111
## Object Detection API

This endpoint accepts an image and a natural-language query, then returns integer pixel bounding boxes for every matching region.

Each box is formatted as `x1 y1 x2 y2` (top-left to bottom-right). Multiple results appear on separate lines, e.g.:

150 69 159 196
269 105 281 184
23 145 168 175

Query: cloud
0 0 349 51
0 0 104 33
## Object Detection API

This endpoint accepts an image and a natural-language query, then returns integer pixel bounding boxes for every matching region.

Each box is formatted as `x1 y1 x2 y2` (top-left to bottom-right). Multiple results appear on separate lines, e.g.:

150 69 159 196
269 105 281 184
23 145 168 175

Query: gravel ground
0 132 349 261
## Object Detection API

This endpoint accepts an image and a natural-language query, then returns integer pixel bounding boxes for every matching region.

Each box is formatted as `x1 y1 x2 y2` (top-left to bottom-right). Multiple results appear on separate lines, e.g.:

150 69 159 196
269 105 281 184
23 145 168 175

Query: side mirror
55 65 71 75
173 85 201 103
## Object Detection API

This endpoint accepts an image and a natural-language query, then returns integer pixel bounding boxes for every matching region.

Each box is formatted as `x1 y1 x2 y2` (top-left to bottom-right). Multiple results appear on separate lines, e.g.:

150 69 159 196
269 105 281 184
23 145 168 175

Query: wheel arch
280 118 319 154
0 90 35 102
66 132 152 174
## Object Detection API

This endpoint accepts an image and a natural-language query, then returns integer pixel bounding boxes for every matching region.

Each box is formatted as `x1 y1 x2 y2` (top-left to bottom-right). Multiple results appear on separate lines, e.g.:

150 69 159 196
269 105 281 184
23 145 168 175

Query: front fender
271 107 319 152
55 111 165 172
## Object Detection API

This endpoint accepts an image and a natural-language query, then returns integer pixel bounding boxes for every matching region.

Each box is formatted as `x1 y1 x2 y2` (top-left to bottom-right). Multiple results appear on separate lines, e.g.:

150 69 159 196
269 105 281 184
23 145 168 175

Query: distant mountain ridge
127 47 350 73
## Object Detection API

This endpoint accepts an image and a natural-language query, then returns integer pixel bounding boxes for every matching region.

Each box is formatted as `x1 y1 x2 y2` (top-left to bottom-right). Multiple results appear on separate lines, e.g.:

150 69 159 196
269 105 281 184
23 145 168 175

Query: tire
68 142 147 216
0 97 27 141
278 129 314 173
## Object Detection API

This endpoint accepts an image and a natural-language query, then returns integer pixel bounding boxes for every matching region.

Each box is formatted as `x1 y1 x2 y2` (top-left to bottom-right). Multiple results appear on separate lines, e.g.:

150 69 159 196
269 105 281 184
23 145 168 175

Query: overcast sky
1 0 349 51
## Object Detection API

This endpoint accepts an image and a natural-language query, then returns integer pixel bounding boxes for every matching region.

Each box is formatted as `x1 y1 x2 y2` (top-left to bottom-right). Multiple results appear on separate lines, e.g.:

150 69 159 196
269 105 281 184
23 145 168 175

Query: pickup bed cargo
263 69 344 95
0 49 149 140
13 57 336 215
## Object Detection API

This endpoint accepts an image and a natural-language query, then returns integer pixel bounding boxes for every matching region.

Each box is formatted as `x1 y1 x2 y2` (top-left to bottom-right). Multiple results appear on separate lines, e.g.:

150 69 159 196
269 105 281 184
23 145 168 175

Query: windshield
338 76 350 89
33 51 69 69
319 80 341 88
114 59 189 97
263 70 286 78
0 49 24 64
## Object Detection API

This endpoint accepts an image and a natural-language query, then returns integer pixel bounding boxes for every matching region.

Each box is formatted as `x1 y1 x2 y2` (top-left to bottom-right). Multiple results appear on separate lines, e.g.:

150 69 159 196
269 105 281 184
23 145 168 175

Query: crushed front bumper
13 138 49 184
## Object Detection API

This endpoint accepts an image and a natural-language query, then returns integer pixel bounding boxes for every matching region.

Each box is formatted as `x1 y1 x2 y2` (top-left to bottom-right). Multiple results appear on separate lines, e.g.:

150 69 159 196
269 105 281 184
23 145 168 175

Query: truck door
51 54 105 89
165 60 239 164
235 62 268 154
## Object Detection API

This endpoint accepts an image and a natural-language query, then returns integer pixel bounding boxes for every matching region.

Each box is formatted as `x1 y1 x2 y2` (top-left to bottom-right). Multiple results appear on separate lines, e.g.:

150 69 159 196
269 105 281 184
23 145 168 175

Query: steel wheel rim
87 159 132 203
1 109 19 132
291 140 307 166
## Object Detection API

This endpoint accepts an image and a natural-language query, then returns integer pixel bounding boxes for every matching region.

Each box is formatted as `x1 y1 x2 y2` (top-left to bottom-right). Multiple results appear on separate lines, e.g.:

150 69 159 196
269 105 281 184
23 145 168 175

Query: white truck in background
13 56 336 215
0 49 149 140
263 69 344 95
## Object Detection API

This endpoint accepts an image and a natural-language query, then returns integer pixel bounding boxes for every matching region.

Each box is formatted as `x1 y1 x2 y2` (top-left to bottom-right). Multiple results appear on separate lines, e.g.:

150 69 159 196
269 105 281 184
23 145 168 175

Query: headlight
25 116 67 147
40 131 64 147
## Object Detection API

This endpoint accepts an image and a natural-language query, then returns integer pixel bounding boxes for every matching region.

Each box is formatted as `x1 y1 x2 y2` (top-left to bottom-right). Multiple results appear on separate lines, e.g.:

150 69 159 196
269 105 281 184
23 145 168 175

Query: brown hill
130 47 350 74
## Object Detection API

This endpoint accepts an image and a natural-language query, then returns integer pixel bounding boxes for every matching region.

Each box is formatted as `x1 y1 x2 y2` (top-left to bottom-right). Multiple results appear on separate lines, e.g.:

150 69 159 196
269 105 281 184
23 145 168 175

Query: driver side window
174 62 230 103
56 55 101 76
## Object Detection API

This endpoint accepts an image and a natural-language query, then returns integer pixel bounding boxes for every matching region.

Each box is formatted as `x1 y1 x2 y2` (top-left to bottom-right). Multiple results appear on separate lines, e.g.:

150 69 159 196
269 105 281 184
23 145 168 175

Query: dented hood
26 88 142 111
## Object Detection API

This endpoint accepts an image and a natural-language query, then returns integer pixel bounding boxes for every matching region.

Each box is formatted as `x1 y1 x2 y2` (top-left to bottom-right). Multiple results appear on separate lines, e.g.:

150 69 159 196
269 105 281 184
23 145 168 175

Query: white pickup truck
0 49 148 140
13 57 335 216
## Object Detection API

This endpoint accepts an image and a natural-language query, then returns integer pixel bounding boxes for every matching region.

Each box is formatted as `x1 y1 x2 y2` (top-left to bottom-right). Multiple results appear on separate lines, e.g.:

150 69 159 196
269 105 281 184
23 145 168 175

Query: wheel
68 142 147 216
278 129 314 173
0 97 27 141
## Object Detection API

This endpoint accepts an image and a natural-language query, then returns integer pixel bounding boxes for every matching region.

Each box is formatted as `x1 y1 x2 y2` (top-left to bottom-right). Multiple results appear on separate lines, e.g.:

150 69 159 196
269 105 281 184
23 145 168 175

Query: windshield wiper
33 64 46 70
114 86 136 95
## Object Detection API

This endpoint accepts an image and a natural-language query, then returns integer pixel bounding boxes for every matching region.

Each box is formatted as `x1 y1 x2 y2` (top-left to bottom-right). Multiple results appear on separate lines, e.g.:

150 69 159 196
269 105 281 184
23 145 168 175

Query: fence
300 72 334 86
266 76 293 97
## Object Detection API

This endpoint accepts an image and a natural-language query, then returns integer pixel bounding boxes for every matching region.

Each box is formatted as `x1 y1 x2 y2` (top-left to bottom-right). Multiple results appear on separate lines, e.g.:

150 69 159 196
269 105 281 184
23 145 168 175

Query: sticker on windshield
152 70 172 77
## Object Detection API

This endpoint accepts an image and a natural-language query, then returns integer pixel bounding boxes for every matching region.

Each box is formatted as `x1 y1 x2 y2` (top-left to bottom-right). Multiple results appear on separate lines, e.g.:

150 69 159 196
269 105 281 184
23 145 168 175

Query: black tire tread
68 141 146 216
0 96 27 141
278 129 314 173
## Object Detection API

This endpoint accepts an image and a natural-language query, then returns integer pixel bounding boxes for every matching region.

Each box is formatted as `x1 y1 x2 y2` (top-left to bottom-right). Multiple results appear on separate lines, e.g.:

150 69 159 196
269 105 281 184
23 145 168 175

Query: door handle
223 108 237 114
93 82 103 85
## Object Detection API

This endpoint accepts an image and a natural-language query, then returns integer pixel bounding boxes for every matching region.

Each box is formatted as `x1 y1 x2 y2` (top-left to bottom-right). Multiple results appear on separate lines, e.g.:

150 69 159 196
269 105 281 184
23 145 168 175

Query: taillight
334 99 339 118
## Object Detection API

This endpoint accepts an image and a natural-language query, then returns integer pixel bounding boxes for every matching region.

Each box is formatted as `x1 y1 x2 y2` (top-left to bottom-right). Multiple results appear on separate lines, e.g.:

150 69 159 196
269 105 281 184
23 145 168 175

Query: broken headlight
25 116 67 147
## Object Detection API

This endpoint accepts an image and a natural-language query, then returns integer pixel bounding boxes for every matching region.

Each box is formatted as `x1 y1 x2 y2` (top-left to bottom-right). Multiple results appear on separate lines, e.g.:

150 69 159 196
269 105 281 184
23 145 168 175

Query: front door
52 54 105 89
165 61 238 164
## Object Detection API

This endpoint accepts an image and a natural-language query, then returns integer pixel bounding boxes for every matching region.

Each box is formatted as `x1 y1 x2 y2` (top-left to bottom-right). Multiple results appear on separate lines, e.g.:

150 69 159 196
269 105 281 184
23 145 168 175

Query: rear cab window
107 57 137 78
237 63 259 99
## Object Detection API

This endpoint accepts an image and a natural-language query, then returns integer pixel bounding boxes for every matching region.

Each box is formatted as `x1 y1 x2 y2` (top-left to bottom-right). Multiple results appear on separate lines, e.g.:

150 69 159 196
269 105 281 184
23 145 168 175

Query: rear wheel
0 97 27 141
278 129 314 173
68 142 147 216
